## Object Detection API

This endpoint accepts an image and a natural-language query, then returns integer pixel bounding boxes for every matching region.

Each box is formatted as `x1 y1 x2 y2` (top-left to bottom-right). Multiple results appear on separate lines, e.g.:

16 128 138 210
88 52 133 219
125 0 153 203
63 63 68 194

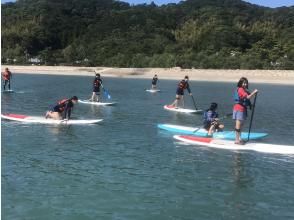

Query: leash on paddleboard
247 93 258 142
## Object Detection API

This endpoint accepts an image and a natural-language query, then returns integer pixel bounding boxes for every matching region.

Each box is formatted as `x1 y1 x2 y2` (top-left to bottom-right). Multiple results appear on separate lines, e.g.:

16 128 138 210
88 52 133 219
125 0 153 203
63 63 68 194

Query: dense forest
1 0 294 69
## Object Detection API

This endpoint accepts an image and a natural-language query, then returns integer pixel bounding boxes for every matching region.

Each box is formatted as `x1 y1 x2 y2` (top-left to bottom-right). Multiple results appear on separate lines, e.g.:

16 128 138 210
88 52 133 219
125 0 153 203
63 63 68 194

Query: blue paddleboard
158 124 268 140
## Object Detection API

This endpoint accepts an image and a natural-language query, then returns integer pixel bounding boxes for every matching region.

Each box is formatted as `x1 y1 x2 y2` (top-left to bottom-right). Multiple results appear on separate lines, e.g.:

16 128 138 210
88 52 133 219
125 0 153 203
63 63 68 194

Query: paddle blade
103 89 111 99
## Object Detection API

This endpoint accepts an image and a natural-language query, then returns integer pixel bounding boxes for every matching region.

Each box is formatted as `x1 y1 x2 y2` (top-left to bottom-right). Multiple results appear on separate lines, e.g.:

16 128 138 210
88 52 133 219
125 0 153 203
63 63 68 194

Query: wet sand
3 65 294 85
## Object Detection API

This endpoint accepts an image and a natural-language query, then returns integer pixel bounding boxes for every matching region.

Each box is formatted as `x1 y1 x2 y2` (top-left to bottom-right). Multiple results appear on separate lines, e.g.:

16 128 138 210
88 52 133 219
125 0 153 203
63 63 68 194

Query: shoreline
2 65 294 85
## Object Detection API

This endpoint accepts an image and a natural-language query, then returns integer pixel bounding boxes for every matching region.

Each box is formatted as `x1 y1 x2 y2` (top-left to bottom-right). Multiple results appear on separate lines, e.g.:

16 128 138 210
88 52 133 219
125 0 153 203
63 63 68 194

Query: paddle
247 93 258 142
219 113 233 120
102 87 111 99
191 95 199 110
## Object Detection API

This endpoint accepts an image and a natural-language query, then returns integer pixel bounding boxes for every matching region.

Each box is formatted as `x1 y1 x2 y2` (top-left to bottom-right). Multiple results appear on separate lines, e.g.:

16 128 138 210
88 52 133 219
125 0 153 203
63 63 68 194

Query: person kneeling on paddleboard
169 75 192 108
233 77 258 145
151 74 158 89
46 96 78 120
90 73 103 102
203 102 224 136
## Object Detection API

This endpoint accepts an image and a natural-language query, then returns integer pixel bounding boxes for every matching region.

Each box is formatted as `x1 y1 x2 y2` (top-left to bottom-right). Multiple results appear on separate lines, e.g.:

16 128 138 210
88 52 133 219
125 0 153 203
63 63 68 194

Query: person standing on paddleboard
233 77 258 145
90 73 103 102
203 102 224 136
169 75 192 108
45 96 78 120
151 74 158 89
2 67 12 91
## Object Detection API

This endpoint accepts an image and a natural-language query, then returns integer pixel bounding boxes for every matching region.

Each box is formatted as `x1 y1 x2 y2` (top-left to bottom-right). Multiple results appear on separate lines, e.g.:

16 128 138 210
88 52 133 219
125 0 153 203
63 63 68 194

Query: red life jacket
2 71 11 80
178 80 187 89
57 99 69 112
93 79 102 87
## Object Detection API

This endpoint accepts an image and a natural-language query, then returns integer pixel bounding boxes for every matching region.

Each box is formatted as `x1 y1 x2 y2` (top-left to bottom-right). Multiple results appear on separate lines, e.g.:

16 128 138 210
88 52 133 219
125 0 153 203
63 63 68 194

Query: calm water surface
2 74 294 220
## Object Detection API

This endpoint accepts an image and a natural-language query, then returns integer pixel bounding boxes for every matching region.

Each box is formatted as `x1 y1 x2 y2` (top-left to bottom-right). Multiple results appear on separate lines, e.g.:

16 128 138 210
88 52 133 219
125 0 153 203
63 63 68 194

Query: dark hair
71 96 78 101
209 102 218 111
96 73 100 77
184 75 189 79
237 77 249 88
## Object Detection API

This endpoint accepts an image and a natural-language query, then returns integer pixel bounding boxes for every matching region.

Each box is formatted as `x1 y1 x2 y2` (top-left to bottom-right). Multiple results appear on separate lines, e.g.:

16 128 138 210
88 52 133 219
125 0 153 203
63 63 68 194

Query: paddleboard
158 124 268 140
1 113 103 124
146 89 160 93
2 89 14 93
164 105 203 114
173 135 294 154
78 100 117 106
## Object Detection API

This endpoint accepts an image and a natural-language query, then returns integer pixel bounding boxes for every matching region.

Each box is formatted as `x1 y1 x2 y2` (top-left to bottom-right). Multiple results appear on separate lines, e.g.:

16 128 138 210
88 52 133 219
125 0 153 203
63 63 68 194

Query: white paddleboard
1 113 103 124
173 135 294 155
146 89 160 93
164 105 203 114
2 89 14 93
78 100 117 106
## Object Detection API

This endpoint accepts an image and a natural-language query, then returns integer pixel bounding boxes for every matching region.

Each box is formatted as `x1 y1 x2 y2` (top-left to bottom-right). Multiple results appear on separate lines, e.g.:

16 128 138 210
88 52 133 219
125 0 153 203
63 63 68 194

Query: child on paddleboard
233 77 258 145
169 75 192 108
203 102 224 136
90 73 103 102
45 96 78 120
2 67 12 91
151 74 158 89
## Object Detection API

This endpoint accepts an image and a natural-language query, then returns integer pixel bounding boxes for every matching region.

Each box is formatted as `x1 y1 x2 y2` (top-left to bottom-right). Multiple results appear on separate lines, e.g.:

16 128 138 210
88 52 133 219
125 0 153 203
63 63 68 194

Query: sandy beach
2 65 294 85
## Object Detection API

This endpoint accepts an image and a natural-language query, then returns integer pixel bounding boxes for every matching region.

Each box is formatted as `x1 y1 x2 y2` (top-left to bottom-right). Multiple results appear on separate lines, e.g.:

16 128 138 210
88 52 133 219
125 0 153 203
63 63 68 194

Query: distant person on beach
151 74 158 89
45 96 78 120
2 67 12 91
90 73 103 102
233 77 258 145
203 102 224 136
169 75 192 108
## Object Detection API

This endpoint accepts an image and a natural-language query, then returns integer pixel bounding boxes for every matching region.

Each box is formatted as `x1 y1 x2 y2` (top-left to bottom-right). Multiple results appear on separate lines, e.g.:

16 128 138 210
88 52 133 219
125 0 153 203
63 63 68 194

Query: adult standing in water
233 77 258 145
169 75 192 108
90 73 103 102
2 67 12 91
45 96 79 120
151 74 158 89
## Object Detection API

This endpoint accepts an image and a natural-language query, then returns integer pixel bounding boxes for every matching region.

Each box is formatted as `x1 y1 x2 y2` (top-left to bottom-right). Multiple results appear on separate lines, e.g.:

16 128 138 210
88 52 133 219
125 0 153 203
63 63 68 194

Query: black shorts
176 88 184 96
204 121 220 131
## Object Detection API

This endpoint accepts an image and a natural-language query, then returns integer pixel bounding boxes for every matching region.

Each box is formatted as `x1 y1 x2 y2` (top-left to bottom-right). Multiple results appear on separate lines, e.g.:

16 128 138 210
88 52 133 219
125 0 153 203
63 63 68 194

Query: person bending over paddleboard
46 96 78 120
2 67 12 91
169 75 192 108
151 74 158 89
203 102 224 136
233 77 258 145
89 73 103 102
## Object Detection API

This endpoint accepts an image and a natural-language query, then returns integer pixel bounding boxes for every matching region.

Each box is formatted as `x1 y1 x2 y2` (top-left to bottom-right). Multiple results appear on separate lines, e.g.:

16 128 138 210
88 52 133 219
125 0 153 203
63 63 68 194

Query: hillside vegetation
1 0 294 69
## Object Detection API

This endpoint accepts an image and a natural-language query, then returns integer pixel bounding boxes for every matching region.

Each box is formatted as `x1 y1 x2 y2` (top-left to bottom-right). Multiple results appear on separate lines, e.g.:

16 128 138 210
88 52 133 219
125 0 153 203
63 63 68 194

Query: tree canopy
2 0 294 69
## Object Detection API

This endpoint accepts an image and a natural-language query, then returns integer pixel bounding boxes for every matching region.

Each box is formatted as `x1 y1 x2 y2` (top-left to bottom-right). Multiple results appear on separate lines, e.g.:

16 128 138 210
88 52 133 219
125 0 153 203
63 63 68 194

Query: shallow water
2 74 294 219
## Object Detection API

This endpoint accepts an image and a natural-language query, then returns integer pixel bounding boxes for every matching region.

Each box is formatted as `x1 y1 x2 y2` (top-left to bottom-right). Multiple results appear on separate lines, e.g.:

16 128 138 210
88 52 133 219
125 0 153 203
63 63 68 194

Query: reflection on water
2 74 294 219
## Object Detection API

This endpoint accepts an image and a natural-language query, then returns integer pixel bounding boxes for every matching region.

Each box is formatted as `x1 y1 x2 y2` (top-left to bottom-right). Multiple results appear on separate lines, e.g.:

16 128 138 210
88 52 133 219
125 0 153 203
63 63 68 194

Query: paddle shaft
191 95 198 110
219 113 233 120
247 93 258 142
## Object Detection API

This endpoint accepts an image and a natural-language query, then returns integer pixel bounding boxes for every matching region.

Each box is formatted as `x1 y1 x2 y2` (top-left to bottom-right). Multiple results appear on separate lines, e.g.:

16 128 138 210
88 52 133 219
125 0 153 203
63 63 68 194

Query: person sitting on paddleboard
170 75 192 108
2 67 12 91
233 77 258 145
90 73 103 102
203 102 224 136
151 74 158 89
46 96 78 120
